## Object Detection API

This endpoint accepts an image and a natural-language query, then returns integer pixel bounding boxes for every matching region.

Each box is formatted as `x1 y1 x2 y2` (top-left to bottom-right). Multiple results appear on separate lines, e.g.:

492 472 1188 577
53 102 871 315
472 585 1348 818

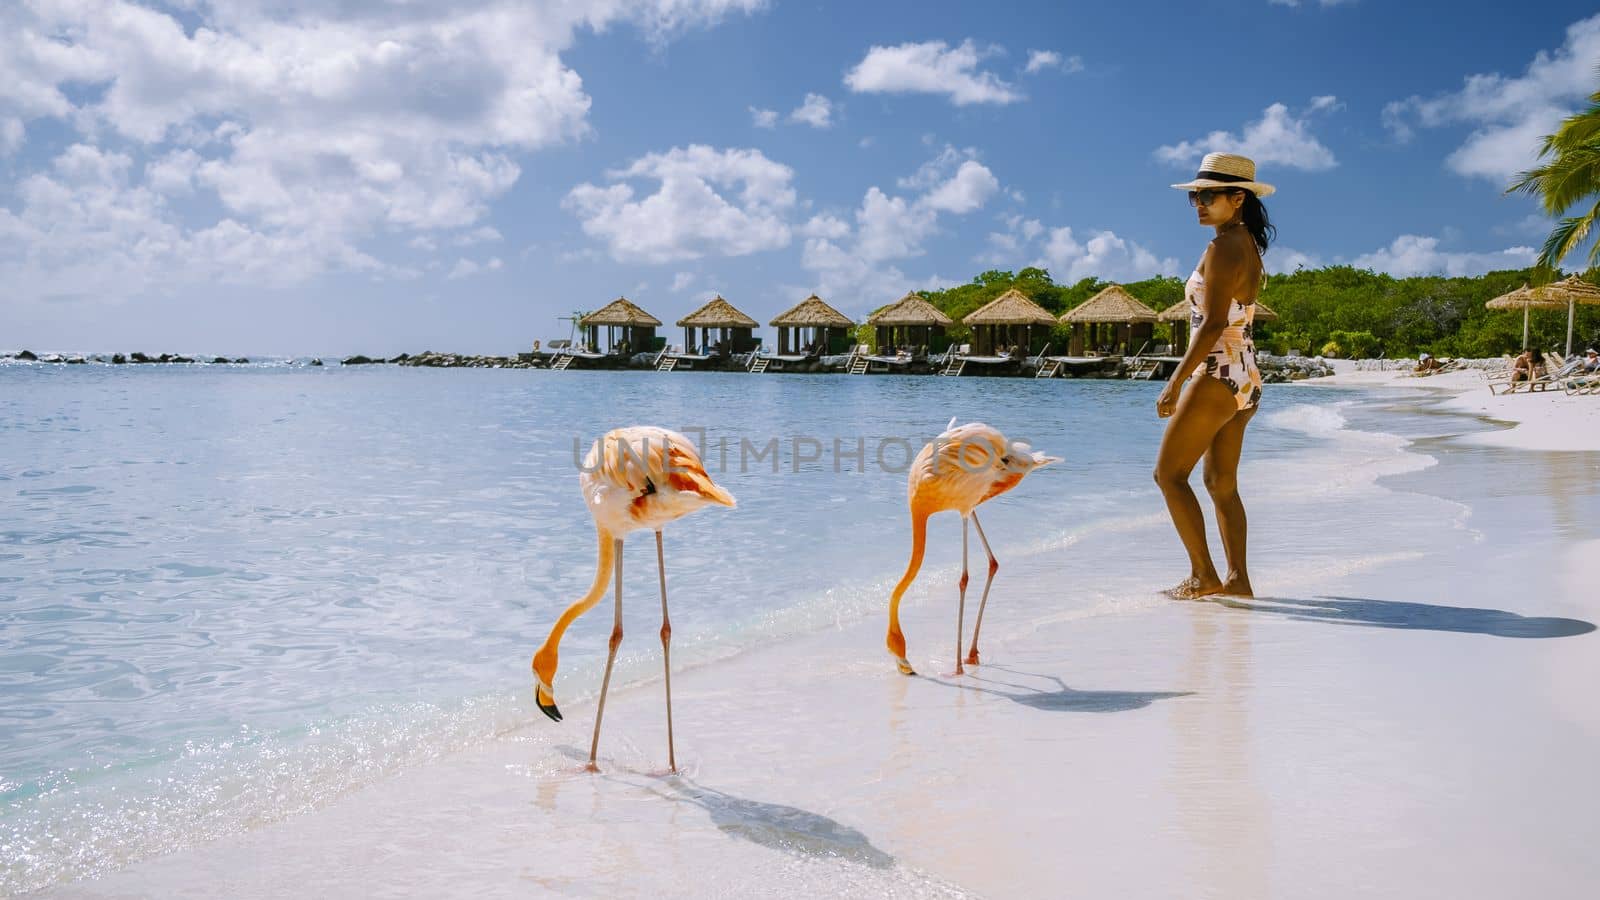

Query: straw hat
1171 152 1275 198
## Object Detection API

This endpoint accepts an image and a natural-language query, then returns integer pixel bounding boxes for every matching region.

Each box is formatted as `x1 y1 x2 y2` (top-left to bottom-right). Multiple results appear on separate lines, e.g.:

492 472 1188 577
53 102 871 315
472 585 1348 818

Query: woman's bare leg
1203 405 1256 596
1154 376 1241 598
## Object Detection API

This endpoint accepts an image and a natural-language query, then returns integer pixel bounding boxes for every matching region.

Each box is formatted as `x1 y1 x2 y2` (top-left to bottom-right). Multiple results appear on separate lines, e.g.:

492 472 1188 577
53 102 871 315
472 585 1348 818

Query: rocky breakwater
1256 353 1335 383
375 351 542 369
1 351 254 364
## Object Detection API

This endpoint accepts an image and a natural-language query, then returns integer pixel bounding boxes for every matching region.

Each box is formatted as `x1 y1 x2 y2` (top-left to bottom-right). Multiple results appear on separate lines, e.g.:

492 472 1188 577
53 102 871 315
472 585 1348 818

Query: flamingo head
532 650 562 723
1002 441 1061 476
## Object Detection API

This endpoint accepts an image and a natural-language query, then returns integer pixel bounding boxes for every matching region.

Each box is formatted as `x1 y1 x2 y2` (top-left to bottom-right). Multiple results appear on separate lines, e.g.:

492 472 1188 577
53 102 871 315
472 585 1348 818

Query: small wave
1263 401 1350 437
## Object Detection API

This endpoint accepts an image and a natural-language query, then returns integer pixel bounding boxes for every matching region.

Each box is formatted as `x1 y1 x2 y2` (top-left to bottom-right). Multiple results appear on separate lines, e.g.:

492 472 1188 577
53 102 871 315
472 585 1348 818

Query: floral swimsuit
1185 268 1263 411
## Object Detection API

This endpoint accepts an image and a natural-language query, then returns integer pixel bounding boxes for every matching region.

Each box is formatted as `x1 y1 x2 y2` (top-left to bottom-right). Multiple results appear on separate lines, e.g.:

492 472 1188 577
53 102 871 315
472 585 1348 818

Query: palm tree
1507 69 1600 271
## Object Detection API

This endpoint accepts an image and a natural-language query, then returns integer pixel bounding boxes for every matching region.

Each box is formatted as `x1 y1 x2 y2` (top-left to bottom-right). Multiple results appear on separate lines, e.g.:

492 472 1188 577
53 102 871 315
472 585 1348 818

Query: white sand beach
1316 365 1600 453
44 377 1600 900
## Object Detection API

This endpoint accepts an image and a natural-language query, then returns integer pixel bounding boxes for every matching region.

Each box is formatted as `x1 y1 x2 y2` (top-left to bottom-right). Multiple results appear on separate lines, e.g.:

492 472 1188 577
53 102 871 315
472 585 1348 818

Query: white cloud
800 214 851 240
1034 227 1178 283
0 143 396 303
1381 14 1600 182
750 106 778 129
453 226 503 246
1156 100 1339 171
844 40 1022 106
0 0 764 303
448 256 503 279
800 147 1002 304
975 213 1176 281
789 93 833 128
921 161 1000 214
671 271 696 292
1351 235 1536 277
563 145 796 263
1024 50 1083 75
1264 246 1322 274
0 117 23 156
144 150 202 196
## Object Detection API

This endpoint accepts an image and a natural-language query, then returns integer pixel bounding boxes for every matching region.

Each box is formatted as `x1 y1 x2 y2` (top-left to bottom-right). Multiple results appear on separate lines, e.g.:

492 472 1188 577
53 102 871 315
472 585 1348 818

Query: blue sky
3 0 1599 355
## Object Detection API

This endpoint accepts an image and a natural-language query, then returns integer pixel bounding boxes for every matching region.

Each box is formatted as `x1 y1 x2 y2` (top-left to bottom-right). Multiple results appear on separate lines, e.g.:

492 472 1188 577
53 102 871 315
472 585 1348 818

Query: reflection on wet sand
1169 606 1271 900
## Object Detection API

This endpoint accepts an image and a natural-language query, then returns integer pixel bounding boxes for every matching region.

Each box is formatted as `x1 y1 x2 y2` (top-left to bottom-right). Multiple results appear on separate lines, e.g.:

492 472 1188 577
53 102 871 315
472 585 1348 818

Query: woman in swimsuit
1154 153 1276 599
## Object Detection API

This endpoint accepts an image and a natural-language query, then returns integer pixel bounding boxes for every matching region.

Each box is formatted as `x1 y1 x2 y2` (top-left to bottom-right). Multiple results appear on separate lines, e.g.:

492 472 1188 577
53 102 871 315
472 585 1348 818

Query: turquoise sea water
2 362 1429 891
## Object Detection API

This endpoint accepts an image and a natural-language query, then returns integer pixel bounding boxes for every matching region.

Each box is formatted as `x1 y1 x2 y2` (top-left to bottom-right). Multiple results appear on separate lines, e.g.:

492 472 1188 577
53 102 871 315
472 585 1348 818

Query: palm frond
1538 197 1600 269
1508 147 1600 212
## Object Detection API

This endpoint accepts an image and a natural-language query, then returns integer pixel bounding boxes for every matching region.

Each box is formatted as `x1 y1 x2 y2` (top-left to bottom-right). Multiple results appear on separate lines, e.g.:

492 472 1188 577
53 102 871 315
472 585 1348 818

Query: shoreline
38 379 1600 898
1308 364 1600 452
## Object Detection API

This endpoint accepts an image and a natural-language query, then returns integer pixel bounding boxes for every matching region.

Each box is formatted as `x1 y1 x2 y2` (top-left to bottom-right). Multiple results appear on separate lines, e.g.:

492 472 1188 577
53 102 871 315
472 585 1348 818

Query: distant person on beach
1511 350 1534 383
1584 349 1600 373
1154 153 1275 599
1415 353 1444 374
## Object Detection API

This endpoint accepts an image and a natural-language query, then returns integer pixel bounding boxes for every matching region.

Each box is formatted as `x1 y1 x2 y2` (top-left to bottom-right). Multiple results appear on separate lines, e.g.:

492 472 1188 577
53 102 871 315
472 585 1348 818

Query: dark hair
1239 191 1274 255
1531 349 1545 363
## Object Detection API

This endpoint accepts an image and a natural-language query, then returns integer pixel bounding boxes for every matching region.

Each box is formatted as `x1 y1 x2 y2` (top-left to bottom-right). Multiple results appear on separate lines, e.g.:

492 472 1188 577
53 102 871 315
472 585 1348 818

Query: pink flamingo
886 419 1059 676
532 426 735 772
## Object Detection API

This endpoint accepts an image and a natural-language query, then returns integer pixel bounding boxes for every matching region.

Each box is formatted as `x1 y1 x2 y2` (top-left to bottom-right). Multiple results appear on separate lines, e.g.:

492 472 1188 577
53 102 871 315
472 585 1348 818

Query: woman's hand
1156 380 1182 418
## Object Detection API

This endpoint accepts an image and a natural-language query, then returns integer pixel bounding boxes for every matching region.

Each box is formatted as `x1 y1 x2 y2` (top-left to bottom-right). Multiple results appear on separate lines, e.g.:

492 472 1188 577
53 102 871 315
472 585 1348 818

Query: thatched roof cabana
867 292 953 355
961 288 1055 356
1058 285 1155 356
677 296 758 329
579 297 661 354
964 288 1057 326
770 294 854 355
676 296 760 355
581 297 662 327
1061 285 1158 325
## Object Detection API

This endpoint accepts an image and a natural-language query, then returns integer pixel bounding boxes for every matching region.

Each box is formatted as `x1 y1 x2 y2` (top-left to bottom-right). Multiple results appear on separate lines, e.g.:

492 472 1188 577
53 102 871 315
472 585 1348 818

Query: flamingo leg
656 530 677 774
588 537 625 771
966 512 1000 666
953 516 969 676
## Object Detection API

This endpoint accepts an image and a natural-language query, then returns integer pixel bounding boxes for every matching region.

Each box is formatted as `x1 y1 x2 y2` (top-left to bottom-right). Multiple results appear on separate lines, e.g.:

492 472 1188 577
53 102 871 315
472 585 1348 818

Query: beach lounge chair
1561 371 1600 395
1495 359 1581 395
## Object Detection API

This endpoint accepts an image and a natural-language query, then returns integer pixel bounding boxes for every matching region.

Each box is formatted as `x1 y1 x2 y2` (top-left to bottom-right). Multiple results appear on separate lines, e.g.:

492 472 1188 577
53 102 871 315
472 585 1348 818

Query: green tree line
876 265 1600 359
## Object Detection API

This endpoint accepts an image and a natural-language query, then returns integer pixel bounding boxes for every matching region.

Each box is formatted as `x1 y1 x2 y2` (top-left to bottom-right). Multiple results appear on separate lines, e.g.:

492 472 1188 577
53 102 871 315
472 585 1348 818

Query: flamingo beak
896 657 917 676
536 687 563 722
534 666 562 722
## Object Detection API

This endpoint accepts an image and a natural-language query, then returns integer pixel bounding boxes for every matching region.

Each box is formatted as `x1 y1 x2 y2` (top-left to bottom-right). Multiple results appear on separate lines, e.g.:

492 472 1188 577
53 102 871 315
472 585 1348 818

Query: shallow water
0 363 1569 893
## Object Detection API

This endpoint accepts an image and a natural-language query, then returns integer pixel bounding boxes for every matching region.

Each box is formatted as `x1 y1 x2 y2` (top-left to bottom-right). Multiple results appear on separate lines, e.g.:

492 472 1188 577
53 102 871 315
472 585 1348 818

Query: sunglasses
1187 188 1241 207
